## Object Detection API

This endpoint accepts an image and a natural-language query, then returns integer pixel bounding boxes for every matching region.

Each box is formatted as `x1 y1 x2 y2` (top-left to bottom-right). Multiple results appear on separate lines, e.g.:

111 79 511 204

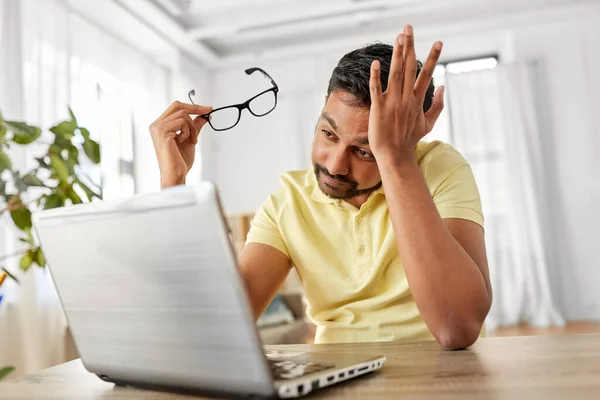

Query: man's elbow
434 322 483 350
435 291 492 350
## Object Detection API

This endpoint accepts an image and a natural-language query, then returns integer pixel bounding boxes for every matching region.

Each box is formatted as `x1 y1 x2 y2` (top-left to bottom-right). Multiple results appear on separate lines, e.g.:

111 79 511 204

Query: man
150 25 492 350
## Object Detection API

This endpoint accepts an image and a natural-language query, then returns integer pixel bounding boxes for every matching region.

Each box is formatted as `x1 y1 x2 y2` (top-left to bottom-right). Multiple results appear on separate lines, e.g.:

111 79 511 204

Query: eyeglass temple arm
245 67 278 88
187 89 211 119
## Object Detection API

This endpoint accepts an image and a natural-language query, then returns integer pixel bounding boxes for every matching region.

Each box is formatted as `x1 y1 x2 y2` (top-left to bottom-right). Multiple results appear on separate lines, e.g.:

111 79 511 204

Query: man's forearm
160 173 186 189
378 154 491 348
161 178 185 189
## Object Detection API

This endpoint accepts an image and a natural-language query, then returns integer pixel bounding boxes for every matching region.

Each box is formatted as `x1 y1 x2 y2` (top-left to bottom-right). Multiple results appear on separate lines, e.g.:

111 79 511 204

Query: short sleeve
245 191 291 259
422 144 484 227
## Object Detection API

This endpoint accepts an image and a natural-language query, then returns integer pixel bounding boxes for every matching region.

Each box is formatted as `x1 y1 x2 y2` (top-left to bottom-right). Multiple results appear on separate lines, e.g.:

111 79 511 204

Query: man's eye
357 149 373 158
322 129 333 137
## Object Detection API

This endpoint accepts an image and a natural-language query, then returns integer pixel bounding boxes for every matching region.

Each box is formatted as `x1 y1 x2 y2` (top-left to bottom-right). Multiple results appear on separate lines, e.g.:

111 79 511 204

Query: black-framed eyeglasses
188 67 279 132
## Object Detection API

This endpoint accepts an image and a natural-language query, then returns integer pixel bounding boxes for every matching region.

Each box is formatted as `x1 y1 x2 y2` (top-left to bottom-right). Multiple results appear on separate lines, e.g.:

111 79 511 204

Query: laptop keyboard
268 359 335 380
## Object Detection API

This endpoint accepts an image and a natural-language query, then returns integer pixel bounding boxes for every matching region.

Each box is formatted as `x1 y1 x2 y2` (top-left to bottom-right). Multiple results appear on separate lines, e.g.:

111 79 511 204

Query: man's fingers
402 25 417 102
369 60 383 105
159 101 212 120
164 110 197 139
192 114 211 144
415 41 443 106
424 85 445 129
161 118 190 144
387 33 405 94
176 119 191 144
193 110 212 130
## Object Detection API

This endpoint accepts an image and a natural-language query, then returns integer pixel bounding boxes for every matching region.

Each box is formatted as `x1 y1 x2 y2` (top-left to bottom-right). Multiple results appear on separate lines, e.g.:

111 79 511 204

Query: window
427 56 499 145
68 14 169 198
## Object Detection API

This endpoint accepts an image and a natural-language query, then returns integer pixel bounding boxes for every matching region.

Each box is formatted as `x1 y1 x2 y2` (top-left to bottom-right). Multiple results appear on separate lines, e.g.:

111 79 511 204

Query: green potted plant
0 109 102 380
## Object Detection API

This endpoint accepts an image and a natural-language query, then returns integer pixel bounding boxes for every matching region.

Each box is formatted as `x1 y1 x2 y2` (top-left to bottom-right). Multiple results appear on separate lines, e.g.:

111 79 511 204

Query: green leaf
11 171 28 192
1 267 20 284
49 155 69 182
12 172 29 192
66 146 79 169
22 173 45 187
68 107 77 125
54 184 66 197
35 156 50 169
36 248 46 267
75 178 101 201
0 112 5 141
4 120 41 144
0 149 11 172
79 127 90 140
49 120 77 138
43 194 64 209
11 207 32 231
0 123 6 142
19 250 34 272
52 133 72 149
48 144 62 157
83 139 101 164
0 366 15 381
24 227 35 244
66 185 83 204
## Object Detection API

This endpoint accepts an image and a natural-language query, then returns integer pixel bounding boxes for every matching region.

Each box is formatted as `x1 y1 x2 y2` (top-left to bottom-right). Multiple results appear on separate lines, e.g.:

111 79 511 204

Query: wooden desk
2 334 599 399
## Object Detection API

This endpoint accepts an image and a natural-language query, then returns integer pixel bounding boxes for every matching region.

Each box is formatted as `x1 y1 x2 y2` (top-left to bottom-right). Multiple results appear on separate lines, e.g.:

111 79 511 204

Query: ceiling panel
131 0 598 65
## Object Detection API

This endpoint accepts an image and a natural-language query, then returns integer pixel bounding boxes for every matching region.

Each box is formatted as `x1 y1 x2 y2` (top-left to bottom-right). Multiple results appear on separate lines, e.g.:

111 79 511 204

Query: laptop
32 182 386 399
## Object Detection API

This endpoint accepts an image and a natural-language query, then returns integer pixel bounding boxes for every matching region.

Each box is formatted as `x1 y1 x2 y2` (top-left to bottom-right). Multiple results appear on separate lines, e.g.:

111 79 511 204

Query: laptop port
327 375 335 382
297 384 304 394
312 380 319 390
357 366 369 372
349 370 355 376
338 372 345 378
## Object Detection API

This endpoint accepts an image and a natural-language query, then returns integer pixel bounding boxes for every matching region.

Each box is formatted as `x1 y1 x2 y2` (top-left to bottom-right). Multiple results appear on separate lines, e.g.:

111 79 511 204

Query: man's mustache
314 164 357 186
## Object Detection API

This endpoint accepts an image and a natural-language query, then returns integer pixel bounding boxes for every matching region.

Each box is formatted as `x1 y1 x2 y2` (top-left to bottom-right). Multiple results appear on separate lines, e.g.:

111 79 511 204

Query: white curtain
0 0 169 377
446 62 564 331
0 0 71 378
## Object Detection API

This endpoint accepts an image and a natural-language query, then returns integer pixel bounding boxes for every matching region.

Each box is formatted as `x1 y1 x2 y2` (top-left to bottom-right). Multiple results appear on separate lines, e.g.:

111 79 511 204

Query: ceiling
117 0 596 67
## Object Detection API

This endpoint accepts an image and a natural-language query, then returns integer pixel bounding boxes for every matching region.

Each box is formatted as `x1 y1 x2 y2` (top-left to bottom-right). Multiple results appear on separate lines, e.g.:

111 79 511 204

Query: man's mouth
322 174 348 189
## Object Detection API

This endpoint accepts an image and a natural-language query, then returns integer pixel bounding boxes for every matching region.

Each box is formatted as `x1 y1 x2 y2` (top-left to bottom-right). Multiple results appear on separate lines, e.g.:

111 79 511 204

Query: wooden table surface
2 334 600 399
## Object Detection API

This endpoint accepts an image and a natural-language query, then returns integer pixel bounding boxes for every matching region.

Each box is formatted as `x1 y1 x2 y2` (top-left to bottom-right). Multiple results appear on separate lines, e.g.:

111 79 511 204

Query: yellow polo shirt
246 141 484 344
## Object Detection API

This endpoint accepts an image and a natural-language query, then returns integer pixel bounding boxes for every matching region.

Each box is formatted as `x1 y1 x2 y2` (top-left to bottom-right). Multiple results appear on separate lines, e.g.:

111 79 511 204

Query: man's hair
327 42 435 112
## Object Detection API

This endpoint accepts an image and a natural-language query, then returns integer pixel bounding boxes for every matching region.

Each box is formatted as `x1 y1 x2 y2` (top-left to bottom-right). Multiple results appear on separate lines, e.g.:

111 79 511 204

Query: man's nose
326 148 349 177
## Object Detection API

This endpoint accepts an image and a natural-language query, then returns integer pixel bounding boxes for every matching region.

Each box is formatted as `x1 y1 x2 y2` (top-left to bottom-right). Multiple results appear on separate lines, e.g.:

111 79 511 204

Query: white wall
202 57 327 212
205 3 600 320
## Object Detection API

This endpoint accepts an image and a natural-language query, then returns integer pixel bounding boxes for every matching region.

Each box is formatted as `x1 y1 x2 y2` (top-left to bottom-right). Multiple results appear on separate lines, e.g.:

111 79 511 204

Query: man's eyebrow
321 112 338 131
353 137 370 145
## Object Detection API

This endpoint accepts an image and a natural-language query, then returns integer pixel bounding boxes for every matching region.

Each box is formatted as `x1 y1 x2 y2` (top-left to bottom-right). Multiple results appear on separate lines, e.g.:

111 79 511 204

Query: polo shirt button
358 218 364 224
359 245 365 254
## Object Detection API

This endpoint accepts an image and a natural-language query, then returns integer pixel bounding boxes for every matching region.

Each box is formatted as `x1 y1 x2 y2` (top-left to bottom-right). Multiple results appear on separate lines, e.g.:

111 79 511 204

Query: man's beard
314 164 382 200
